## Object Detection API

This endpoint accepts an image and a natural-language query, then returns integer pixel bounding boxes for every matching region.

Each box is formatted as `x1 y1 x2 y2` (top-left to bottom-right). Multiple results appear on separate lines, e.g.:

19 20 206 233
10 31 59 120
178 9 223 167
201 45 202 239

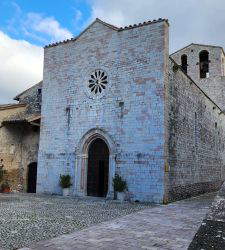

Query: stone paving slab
0 194 152 250
189 183 225 249
20 193 216 250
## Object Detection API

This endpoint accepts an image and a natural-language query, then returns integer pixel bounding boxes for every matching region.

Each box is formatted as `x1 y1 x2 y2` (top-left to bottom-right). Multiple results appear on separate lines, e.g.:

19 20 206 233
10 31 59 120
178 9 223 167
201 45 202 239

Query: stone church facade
35 18 225 203
1 18 224 203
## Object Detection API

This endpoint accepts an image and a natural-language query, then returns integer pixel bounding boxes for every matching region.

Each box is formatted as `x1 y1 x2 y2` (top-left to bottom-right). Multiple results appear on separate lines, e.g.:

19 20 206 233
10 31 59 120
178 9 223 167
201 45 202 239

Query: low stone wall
168 181 223 202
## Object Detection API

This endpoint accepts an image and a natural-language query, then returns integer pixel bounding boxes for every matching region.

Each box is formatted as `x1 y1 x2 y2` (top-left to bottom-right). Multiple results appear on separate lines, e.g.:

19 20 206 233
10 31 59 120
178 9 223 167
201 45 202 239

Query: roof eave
44 17 169 49
171 43 225 56
0 103 27 111
13 81 43 101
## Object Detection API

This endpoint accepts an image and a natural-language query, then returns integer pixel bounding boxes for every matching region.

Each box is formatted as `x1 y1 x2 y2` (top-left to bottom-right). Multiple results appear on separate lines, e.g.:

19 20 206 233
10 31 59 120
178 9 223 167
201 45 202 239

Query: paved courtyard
20 192 216 250
0 193 152 250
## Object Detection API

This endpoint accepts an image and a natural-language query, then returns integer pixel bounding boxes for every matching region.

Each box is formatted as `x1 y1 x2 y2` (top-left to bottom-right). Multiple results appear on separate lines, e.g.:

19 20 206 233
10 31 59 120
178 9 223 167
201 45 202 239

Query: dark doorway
27 162 37 193
87 138 109 197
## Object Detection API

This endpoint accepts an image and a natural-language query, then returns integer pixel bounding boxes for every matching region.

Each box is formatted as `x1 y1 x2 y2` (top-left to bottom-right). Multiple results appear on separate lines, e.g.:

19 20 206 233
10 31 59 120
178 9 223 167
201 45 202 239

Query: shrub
59 174 72 188
113 174 127 192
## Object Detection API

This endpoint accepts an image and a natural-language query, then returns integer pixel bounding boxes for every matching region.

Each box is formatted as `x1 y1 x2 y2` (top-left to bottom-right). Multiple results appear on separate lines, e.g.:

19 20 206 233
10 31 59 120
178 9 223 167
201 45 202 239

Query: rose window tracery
88 70 108 95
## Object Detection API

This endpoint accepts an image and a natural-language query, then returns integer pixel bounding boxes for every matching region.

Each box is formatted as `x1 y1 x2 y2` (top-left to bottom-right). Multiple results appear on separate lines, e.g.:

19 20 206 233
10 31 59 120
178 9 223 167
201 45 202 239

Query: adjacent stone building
0 82 42 192
36 18 225 203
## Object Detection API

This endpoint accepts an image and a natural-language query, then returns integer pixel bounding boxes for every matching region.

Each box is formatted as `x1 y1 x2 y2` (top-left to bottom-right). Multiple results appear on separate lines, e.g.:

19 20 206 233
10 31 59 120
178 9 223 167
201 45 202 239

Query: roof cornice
14 81 43 101
0 103 27 111
44 18 169 49
171 43 225 56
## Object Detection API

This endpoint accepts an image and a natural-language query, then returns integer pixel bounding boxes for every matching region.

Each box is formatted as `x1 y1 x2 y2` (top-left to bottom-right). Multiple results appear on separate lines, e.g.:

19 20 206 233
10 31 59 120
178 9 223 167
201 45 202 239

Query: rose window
88 70 108 94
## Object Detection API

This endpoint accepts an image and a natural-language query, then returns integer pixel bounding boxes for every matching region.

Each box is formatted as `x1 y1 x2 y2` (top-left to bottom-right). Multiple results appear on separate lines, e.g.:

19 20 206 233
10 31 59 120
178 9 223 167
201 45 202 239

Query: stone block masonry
171 44 225 110
166 58 225 202
0 81 42 192
0 104 40 191
37 18 225 203
37 18 169 203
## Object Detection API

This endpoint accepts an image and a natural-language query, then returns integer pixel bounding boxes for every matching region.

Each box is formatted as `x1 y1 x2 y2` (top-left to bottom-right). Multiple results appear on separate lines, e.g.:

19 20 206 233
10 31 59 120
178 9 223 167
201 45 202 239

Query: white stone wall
38 20 169 202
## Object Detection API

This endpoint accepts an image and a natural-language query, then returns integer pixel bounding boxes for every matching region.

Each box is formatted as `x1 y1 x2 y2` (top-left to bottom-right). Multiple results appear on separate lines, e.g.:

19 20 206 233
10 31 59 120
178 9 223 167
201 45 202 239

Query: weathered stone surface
15 81 42 115
0 82 41 191
38 19 169 202
171 44 225 110
18 192 215 250
189 219 225 250
1 19 225 205
37 19 225 203
165 58 225 202
189 182 225 249
0 193 152 250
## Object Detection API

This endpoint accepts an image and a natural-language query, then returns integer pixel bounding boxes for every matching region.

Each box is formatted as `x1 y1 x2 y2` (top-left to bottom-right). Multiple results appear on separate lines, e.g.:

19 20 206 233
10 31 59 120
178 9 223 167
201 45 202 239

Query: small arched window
181 54 188 73
199 50 209 78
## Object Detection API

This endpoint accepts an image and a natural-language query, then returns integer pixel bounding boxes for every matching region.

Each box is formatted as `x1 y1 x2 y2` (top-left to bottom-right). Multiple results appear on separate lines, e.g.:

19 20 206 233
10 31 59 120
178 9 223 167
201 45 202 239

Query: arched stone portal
27 162 37 193
87 138 109 197
75 129 116 199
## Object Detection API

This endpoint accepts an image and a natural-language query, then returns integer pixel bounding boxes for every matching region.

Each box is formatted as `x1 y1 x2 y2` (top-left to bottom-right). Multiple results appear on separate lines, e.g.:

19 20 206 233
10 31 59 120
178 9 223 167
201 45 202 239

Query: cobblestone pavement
20 193 216 250
0 193 152 250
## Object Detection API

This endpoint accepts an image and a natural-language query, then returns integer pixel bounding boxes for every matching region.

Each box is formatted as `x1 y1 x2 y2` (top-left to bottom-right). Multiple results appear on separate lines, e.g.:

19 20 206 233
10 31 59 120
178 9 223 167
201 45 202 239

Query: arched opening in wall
199 50 209 78
181 54 188 73
87 138 109 197
27 162 37 193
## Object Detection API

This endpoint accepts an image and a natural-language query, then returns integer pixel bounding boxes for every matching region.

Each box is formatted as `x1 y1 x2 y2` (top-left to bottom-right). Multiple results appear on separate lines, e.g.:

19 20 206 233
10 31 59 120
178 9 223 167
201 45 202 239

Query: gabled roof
44 17 169 48
0 103 26 111
68 18 120 44
14 81 42 101
93 18 120 31
171 43 225 56
2 109 41 125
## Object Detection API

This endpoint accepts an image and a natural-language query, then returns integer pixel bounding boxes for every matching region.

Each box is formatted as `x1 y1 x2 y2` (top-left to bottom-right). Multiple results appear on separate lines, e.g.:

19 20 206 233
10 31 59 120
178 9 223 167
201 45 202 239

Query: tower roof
171 43 225 56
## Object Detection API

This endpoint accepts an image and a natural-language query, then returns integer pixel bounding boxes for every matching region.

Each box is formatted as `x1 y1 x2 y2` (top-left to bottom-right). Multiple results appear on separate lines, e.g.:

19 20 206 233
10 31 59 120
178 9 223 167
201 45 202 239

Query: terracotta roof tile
44 18 168 48
118 18 168 31
171 43 225 56
2 108 41 124
0 103 26 111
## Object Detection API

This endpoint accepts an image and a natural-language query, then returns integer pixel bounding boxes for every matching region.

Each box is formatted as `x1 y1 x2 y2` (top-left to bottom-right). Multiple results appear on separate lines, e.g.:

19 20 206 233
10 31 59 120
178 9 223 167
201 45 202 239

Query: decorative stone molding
74 128 116 198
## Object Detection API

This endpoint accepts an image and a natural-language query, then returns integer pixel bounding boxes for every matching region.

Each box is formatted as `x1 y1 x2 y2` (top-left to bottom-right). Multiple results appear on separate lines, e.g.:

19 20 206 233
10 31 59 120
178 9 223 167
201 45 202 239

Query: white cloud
74 10 83 23
0 31 43 104
0 3 73 103
2 0 225 103
24 13 73 42
89 0 225 52
5 2 73 44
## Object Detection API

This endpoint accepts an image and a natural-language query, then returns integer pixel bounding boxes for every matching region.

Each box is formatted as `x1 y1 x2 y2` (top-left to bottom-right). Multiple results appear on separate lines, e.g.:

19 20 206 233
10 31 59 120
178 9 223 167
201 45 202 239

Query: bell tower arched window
199 50 209 78
181 54 188 73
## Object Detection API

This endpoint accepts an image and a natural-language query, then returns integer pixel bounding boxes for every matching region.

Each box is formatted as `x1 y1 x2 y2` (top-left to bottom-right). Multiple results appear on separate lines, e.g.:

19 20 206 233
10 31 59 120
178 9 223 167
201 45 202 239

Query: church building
35 18 225 203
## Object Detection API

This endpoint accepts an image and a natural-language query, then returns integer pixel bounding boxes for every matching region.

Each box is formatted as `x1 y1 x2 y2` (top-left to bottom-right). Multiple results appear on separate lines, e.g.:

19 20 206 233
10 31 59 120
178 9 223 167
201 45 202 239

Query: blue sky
0 0 225 103
0 0 92 46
